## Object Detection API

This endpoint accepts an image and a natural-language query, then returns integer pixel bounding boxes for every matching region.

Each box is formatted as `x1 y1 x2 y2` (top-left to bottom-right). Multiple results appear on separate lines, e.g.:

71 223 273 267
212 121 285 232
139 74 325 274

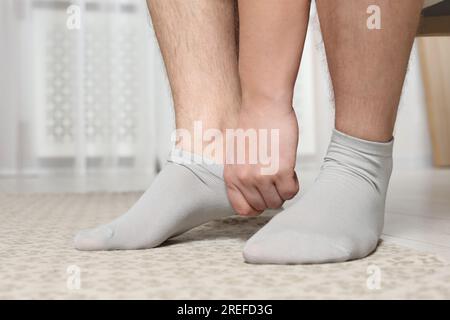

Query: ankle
335 124 394 143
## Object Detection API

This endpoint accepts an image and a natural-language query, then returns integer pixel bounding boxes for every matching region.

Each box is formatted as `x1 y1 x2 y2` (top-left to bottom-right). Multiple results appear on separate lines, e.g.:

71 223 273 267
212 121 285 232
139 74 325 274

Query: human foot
74 149 234 251
243 129 393 264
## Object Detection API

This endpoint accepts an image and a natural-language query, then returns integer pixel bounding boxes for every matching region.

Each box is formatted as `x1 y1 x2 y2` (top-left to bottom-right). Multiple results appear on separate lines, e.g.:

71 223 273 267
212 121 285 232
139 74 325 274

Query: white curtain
0 0 173 176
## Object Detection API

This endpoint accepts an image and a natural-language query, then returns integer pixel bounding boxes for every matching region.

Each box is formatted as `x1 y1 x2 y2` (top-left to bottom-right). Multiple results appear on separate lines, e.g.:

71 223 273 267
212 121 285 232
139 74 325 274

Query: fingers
256 179 284 209
274 170 300 200
236 183 267 212
226 184 263 216
224 166 299 216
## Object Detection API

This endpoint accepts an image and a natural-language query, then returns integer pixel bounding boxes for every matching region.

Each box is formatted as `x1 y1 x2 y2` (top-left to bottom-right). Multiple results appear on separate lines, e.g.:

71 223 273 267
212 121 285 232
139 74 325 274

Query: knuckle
237 169 252 182
254 174 267 184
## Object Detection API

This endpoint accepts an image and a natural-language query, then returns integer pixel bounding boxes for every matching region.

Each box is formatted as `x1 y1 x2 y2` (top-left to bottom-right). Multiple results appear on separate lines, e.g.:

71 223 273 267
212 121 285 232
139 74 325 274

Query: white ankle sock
243 129 393 264
74 149 234 251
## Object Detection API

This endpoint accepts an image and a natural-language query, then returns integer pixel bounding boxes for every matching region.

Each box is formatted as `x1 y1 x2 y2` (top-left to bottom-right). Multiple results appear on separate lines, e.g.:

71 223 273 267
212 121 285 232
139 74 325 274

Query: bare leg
74 0 240 251
243 0 424 264
149 0 241 155
317 0 424 142
224 0 310 215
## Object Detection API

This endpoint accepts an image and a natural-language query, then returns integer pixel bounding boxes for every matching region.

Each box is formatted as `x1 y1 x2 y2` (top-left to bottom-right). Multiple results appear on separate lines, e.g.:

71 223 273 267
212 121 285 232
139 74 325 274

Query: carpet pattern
0 193 449 299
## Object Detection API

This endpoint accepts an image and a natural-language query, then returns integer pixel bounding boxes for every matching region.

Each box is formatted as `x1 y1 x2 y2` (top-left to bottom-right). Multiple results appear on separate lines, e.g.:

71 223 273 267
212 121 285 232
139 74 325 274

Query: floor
382 169 450 261
1 168 450 262
1 192 449 299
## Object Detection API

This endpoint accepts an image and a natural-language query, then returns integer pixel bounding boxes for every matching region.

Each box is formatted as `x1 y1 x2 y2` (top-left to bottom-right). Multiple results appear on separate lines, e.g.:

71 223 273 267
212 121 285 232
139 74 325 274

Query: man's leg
244 0 423 264
150 0 240 149
321 0 424 142
74 0 240 250
224 0 310 215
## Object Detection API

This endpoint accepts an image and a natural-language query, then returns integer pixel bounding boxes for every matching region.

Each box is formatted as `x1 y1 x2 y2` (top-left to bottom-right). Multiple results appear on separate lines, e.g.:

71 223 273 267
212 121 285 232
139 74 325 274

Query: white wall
394 45 433 169
0 1 20 174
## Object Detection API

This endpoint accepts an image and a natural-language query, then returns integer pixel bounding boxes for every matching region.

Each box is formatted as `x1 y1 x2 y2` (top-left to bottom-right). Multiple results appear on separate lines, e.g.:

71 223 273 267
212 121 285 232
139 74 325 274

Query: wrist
241 90 294 114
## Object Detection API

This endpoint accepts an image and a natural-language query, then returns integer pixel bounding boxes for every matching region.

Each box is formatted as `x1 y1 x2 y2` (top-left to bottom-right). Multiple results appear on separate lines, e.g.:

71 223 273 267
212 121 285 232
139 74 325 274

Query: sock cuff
168 148 224 178
331 129 394 157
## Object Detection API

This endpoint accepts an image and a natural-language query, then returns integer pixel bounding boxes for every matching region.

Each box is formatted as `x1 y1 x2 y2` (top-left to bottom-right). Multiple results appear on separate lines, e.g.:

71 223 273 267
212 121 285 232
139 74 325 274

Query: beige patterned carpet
0 193 449 299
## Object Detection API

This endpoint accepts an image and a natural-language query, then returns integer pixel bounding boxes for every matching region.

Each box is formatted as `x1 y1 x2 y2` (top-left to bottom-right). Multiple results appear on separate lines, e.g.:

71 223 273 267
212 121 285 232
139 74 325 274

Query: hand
224 107 300 216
